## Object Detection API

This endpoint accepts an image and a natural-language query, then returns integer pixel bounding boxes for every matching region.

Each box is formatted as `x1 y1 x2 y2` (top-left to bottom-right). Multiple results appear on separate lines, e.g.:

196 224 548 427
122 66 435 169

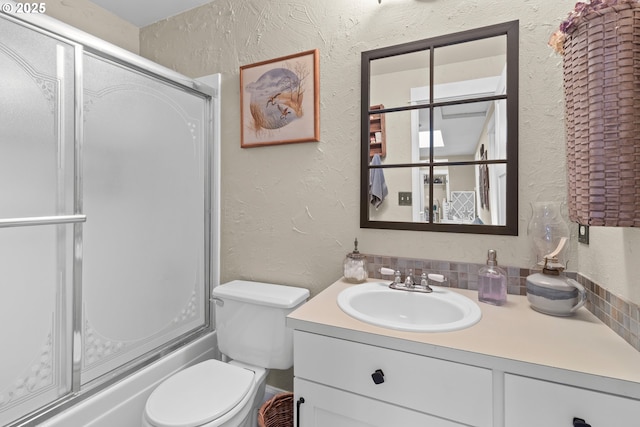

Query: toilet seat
145 360 255 427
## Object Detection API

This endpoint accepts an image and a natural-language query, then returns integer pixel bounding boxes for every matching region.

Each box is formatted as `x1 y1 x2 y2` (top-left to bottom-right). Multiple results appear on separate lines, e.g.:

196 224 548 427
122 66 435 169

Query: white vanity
287 278 640 427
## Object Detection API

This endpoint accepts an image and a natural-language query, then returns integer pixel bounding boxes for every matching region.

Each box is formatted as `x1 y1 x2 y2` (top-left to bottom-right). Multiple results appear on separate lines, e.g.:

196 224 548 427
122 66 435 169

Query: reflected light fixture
419 130 445 148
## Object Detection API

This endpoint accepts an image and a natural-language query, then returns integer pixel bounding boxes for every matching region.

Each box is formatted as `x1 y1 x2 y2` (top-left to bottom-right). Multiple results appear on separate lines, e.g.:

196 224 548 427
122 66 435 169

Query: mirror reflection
361 21 518 235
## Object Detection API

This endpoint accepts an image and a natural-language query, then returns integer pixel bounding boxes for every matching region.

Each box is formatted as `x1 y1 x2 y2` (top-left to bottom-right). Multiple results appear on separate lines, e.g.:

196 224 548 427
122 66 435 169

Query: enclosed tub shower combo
0 8 220 427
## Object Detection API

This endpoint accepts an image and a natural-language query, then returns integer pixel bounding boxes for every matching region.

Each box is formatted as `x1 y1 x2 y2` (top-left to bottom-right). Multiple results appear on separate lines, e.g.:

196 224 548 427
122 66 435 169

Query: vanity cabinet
293 330 640 427
288 279 640 427
293 331 493 427
504 374 640 426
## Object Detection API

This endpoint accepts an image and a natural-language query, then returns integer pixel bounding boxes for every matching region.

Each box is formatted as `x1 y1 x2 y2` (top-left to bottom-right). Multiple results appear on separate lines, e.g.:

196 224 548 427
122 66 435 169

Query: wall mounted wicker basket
563 3 640 226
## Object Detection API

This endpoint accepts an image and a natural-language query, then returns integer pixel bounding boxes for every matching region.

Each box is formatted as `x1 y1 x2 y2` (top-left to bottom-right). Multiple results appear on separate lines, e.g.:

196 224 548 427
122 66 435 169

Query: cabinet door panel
505 374 640 426
294 379 465 427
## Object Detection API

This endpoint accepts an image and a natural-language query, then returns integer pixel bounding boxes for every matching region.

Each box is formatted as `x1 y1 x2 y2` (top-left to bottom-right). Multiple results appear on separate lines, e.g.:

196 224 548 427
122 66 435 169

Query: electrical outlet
578 223 589 244
398 192 412 206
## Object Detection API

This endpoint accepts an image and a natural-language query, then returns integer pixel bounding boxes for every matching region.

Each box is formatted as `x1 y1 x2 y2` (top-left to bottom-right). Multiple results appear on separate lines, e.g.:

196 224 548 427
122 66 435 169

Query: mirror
361 21 519 235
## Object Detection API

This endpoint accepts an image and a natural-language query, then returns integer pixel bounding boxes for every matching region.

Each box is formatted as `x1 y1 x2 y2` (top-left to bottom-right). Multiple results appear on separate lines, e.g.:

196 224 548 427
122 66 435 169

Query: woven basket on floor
258 392 293 427
563 3 640 226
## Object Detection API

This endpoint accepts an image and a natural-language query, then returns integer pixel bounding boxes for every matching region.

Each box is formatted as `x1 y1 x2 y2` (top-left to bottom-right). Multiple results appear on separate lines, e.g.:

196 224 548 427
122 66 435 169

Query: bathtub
39 333 217 427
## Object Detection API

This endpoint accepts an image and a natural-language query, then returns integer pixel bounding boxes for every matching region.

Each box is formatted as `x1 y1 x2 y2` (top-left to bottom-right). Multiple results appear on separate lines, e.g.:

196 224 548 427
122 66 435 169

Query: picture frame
240 49 320 148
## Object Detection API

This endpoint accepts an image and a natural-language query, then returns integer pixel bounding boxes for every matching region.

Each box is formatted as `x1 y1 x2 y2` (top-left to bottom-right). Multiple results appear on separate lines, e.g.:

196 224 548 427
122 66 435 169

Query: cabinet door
505 374 640 426
294 378 465 427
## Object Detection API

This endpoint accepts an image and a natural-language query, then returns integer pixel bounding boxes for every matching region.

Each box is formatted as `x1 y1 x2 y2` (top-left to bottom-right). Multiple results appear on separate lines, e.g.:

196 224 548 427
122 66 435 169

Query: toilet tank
211 280 309 370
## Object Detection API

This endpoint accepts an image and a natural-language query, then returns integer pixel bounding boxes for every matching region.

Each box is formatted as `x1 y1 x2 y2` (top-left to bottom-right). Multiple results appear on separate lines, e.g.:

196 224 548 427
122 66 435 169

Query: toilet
142 280 310 427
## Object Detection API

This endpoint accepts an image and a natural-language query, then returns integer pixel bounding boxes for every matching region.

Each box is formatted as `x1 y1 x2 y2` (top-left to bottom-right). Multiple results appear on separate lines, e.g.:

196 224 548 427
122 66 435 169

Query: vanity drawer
295 378 467 427
505 374 640 426
294 331 493 427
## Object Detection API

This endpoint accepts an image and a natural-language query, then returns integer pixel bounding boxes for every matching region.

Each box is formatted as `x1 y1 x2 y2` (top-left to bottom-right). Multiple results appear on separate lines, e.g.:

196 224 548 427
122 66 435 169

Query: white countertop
287 278 640 399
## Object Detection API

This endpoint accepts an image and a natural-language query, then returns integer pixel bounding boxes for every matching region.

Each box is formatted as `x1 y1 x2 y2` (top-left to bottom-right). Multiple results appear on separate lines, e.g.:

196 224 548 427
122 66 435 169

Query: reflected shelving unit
368 104 386 158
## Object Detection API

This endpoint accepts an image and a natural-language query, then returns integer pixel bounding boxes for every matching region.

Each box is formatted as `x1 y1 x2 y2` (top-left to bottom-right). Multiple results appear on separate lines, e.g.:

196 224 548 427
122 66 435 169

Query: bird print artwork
244 67 304 130
240 49 318 147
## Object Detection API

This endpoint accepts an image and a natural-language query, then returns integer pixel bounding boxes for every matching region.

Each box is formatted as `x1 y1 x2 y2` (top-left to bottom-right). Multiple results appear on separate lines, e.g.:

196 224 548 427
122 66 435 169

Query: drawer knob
573 418 591 427
371 369 385 384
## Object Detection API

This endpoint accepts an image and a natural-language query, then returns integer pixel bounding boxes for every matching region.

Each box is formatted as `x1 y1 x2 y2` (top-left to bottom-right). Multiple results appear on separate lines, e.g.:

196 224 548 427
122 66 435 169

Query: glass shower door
1 12 213 426
80 53 209 383
0 17 76 425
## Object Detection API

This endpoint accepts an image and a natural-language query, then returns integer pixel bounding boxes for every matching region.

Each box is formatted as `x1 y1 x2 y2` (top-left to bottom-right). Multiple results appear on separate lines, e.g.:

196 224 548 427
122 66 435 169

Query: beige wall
139 0 573 288
138 0 640 301
20 0 139 53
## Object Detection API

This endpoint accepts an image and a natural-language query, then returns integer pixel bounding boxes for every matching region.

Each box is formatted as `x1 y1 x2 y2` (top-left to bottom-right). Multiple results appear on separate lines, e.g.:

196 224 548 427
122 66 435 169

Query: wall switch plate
398 192 412 206
578 223 589 244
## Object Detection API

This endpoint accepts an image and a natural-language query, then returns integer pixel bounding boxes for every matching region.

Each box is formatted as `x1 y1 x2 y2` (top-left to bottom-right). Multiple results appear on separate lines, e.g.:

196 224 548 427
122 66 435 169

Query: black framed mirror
361 21 519 235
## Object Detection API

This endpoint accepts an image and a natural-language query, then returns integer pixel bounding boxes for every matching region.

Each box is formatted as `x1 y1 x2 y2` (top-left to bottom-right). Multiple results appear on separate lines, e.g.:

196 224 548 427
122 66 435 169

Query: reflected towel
369 154 388 208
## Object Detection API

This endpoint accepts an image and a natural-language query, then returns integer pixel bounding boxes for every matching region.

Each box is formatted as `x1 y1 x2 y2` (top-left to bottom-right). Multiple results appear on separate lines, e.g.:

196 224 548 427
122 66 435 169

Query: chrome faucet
404 269 415 288
381 267 444 293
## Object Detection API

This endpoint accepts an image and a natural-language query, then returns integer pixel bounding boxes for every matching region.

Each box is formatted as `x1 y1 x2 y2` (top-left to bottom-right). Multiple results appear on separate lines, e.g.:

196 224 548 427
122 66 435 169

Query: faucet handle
379 267 396 276
427 273 445 283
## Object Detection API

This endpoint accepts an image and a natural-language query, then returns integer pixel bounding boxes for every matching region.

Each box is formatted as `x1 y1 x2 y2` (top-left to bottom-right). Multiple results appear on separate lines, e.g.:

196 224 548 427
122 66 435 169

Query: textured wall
139 0 640 302
139 0 573 286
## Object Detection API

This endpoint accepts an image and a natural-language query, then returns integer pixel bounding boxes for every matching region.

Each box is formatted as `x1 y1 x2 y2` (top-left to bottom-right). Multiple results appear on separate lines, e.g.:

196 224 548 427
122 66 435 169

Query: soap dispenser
478 249 507 306
343 238 368 283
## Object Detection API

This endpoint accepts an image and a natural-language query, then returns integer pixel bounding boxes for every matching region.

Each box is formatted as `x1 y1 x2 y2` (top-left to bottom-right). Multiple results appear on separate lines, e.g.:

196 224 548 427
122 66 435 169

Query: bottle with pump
343 238 368 283
478 249 507 305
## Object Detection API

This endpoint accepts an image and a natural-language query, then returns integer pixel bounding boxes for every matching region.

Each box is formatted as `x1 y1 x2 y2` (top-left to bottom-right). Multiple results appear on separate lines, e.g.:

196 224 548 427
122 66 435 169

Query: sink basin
337 282 482 332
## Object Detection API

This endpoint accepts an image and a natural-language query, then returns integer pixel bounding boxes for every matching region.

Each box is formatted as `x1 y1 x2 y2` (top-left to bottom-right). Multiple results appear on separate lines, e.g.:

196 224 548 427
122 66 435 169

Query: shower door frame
1 10 220 427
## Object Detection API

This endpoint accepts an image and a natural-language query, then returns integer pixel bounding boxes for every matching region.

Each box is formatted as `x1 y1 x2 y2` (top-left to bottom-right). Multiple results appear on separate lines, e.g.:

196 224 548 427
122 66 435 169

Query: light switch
398 192 412 206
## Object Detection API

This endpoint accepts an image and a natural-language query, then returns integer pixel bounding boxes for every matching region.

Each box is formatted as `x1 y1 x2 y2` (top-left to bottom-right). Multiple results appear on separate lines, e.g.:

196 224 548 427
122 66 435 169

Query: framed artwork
240 49 320 148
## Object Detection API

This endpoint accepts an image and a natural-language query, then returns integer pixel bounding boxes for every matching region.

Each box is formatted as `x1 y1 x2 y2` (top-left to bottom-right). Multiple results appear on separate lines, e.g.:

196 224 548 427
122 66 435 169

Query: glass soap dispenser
478 249 507 306
343 238 368 283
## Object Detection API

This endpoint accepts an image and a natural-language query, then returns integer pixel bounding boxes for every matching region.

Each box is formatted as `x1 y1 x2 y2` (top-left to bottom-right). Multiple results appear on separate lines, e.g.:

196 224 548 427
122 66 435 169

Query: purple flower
550 0 640 53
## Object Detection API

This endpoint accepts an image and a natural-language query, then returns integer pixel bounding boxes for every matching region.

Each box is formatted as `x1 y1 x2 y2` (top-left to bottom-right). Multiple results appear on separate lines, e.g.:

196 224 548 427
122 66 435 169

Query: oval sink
337 282 481 332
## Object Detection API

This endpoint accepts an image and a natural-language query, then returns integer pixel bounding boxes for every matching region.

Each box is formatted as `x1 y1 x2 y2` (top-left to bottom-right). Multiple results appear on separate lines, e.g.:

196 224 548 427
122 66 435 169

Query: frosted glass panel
0 17 75 425
81 53 208 382
0 17 75 219
0 225 74 426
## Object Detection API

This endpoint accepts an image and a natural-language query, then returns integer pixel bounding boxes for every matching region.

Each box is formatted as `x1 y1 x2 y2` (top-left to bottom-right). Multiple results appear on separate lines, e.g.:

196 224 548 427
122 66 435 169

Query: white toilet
142 280 309 427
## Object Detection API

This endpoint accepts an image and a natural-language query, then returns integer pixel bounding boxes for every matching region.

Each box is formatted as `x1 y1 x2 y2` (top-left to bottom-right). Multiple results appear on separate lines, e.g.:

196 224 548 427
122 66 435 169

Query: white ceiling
91 0 214 27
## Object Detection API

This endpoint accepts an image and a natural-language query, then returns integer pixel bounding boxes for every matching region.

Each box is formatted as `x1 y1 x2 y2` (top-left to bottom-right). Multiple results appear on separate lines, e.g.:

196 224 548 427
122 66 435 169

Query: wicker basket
258 392 293 427
563 3 640 226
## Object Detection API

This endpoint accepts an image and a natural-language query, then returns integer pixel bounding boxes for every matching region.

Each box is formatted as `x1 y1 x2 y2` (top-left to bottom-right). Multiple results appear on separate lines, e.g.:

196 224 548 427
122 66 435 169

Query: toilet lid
145 360 254 427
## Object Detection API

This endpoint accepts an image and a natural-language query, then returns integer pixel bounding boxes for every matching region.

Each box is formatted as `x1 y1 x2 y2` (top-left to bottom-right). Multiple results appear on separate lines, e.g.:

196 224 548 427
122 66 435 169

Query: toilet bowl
142 280 309 427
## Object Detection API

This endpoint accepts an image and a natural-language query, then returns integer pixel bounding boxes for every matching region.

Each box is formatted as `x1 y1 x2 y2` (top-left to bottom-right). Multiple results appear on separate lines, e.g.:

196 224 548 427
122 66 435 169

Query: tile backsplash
364 253 640 352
